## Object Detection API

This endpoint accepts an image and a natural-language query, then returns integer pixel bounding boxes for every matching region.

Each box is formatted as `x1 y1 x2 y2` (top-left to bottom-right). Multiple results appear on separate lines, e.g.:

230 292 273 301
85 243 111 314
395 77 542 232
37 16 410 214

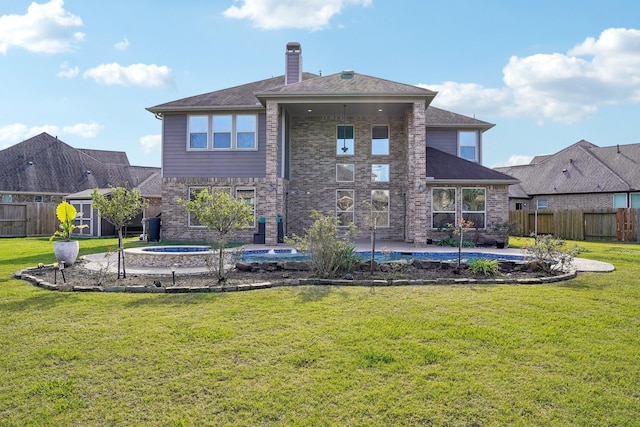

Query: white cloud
83 63 173 88
222 0 371 31
0 122 102 147
422 28 640 124
57 61 79 78
504 155 534 166
139 134 161 154
114 37 129 51
0 0 84 54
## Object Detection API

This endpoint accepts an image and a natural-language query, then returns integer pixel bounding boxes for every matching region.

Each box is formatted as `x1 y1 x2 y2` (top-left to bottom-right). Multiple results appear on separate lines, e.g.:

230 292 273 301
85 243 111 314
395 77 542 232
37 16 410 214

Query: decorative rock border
14 267 578 293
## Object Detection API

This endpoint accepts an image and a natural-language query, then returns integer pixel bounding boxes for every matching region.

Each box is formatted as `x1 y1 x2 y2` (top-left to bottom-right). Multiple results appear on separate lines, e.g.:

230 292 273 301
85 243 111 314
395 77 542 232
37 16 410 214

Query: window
537 200 547 209
459 131 478 161
337 125 354 155
371 125 389 155
213 115 232 149
371 190 389 227
236 115 256 149
432 188 456 229
212 187 232 196
189 115 208 149
631 193 640 208
614 193 627 208
1 194 12 203
371 164 389 182
236 188 256 227
336 164 354 182
515 202 524 210
188 114 257 150
462 188 486 228
187 186 207 227
34 195 43 203
336 190 354 226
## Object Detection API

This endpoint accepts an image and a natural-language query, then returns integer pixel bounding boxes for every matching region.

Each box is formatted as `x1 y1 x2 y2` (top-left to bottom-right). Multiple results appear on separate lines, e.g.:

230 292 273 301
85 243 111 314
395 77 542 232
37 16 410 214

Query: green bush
467 258 500 276
286 210 358 278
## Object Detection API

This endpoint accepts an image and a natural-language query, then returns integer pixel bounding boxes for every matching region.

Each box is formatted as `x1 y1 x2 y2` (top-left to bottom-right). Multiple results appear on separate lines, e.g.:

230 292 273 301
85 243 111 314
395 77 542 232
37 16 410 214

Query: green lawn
1 237 639 426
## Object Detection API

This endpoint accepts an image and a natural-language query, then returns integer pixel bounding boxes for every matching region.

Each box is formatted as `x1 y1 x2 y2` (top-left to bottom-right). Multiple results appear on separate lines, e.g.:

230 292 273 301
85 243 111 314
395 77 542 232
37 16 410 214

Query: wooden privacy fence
0 203 58 237
509 208 640 241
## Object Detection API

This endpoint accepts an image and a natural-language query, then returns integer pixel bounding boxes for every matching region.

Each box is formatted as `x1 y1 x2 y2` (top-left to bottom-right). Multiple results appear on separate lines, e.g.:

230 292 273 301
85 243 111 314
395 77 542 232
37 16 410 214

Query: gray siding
426 130 457 156
162 113 267 178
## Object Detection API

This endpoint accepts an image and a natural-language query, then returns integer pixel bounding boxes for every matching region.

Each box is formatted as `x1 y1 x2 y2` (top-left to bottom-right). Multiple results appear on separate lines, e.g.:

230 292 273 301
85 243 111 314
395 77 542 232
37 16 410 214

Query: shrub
525 234 584 273
467 258 500 276
286 210 358 278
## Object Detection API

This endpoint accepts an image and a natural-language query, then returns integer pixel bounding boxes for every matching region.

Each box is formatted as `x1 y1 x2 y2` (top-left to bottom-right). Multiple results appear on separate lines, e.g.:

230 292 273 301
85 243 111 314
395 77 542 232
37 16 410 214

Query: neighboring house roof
0 132 160 196
495 140 640 197
427 147 519 184
425 106 495 131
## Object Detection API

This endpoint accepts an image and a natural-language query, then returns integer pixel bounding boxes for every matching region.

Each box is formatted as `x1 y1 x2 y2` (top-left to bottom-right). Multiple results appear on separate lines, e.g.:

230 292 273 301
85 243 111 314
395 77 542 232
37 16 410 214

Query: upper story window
189 116 208 149
613 193 627 208
188 114 257 150
336 164 354 182
537 199 548 209
337 125 354 155
371 164 389 182
371 125 389 155
459 130 478 162
1 194 12 203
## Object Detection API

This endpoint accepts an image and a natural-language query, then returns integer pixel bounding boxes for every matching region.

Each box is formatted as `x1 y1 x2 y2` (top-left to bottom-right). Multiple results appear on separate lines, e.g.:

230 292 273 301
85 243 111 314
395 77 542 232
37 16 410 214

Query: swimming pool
239 249 524 263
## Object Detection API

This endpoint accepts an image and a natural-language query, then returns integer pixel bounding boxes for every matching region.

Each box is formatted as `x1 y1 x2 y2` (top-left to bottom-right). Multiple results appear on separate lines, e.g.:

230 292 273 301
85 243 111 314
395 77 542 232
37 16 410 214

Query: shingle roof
494 140 640 196
147 73 319 112
0 133 160 196
427 147 519 183
425 106 495 131
256 71 436 97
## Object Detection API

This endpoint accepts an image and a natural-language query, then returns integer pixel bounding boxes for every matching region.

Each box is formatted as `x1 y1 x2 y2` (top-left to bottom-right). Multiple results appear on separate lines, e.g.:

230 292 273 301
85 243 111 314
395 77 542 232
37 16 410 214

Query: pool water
239 250 524 263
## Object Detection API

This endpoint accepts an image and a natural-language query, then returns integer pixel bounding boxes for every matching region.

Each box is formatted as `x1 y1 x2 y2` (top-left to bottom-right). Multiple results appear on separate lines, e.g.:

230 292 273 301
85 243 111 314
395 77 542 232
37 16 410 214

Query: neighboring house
0 132 161 236
495 139 640 211
147 42 517 246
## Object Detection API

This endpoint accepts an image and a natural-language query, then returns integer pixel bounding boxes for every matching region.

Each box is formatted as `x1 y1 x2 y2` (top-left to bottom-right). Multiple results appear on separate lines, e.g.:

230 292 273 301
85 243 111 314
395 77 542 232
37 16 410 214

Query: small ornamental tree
286 210 357 278
92 186 148 279
449 217 474 270
178 189 254 283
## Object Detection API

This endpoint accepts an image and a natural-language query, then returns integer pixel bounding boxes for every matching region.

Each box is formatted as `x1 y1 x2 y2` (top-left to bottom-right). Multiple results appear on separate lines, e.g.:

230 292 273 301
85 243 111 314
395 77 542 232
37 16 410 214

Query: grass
1 237 640 425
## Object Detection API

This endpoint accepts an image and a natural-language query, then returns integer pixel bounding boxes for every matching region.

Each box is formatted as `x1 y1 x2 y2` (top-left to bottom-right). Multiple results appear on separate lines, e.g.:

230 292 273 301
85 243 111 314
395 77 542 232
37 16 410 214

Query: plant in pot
491 220 516 249
50 201 87 266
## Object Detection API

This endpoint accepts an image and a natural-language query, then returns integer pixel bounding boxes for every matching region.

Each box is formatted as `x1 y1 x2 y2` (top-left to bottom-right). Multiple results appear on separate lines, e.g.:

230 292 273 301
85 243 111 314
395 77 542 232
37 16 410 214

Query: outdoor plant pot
53 240 80 266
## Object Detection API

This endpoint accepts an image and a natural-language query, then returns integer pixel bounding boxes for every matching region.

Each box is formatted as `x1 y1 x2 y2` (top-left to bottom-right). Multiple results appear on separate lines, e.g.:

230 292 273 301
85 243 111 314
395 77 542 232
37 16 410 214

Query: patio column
406 101 428 246
264 100 280 245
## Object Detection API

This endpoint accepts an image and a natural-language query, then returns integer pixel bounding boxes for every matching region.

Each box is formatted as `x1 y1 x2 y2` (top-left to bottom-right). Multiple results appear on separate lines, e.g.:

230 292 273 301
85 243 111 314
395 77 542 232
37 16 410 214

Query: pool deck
83 239 614 276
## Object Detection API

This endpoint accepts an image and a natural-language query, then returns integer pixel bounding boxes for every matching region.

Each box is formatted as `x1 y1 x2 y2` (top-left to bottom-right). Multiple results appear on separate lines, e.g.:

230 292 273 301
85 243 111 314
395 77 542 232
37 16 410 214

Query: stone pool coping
15 266 578 293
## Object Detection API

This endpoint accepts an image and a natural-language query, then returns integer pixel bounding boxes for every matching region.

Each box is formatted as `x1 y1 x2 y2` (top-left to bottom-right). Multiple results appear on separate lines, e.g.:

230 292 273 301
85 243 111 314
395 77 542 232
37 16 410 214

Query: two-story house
147 43 517 246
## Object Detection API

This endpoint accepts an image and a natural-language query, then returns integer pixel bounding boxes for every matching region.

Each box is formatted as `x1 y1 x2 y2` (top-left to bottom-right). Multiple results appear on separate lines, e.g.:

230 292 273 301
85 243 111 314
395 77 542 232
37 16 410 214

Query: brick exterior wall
510 193 615 211
286 113 408 241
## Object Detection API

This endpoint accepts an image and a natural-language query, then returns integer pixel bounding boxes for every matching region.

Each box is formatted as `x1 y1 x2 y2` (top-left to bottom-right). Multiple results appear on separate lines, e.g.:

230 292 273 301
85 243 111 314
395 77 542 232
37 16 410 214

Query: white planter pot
53 241 80 266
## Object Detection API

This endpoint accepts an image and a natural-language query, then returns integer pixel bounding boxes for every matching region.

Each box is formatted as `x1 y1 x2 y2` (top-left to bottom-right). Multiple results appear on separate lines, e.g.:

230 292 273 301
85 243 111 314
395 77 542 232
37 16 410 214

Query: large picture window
371 190 389 227
336 189 354 226
187 186 207 227
236 188 256 227
432 188 456 229
336 125 354 155
371 125 389 155
462 188 486 228
188 114 257 151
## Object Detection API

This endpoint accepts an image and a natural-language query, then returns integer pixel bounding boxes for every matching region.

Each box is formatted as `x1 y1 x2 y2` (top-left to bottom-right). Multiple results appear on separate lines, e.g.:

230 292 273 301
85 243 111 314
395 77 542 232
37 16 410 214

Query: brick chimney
285 42 302 85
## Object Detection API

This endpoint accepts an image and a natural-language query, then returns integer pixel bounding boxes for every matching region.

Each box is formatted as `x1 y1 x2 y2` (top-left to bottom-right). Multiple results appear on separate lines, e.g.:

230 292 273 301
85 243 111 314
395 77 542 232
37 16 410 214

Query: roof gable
426 106 494 131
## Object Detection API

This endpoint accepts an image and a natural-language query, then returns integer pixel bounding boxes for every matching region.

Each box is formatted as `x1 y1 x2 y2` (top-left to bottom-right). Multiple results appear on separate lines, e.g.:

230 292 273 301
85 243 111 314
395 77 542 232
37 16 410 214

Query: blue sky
2 0 640 168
